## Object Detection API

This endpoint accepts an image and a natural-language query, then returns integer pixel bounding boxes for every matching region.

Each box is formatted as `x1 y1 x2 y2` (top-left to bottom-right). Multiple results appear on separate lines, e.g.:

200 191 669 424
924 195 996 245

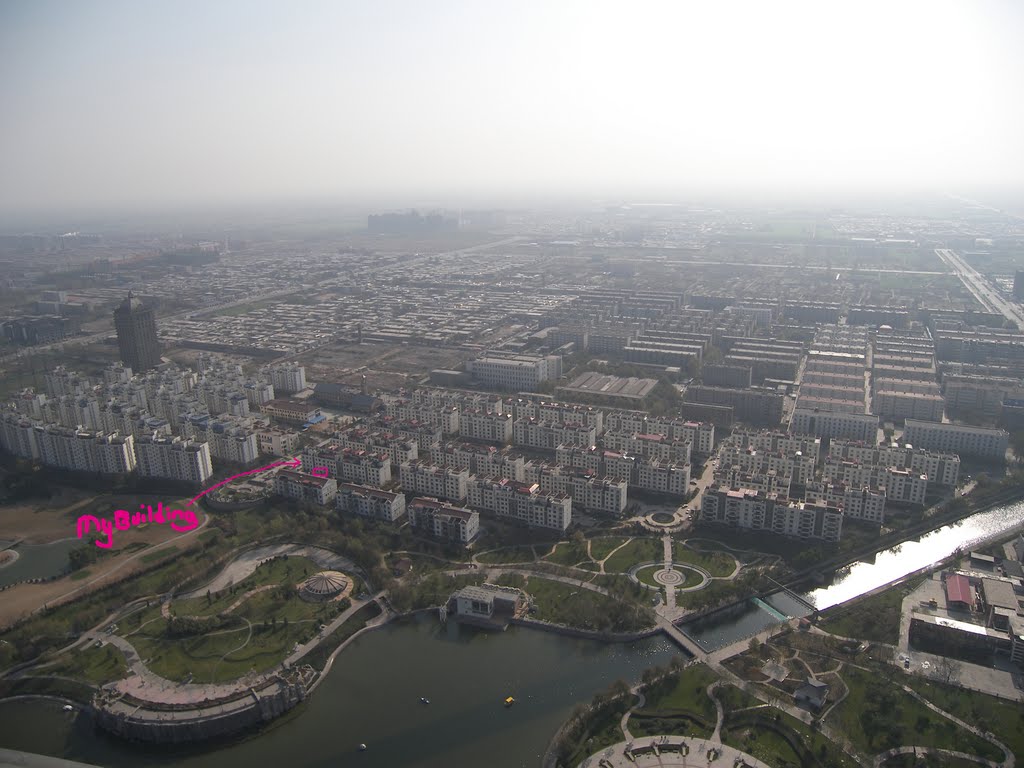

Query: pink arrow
185 456 301 507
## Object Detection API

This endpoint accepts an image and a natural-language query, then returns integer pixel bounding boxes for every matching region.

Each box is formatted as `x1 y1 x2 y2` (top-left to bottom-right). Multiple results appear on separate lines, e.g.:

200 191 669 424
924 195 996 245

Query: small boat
504 696 515 707
62 705 73 712
420 697 430 704
358 743 367 751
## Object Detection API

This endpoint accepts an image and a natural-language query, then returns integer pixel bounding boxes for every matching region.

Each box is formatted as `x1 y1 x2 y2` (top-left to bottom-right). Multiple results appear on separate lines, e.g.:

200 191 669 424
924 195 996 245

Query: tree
748 637 762 656
935 656 962 685
206 589 212 606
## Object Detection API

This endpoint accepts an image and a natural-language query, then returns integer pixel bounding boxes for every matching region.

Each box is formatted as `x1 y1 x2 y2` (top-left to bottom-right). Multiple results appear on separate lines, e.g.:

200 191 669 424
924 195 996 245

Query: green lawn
590 536 628 561
476 545 537 564
133 621 316 683
39 643 128 684
637 663 719 721
544 541 591 567
819 578 922 644
171 555 323 617
525 577 654 633
604 538 663 573
905 676 1024 761
830 666 1003 760
673 543 738 577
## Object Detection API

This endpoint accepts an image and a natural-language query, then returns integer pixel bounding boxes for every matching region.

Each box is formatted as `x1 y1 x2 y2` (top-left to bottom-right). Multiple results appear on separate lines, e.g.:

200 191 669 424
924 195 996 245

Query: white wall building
902 420 1008 461
337 482 406 522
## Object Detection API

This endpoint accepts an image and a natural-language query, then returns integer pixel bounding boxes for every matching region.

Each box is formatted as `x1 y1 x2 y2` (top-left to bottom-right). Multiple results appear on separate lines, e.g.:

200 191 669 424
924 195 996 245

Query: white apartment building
384 398 460 434
804 481 886 524
829 439 960 486
727 428 821 462
273 469 337 506
459 409 513 443
135 435 213 484
873 388 945 423
466 477 572 532
822 459 928 505
713 467 791 496
399 461 469 502
717 445 816 485
245 381 276 407
700 486 843 542
514 419 596 451
790 408 878 442
257 427 299 457
902 420 1009 461
515 401 604 435
636 459 691 495
467 352 562 391
555 444 605 474
408 498 480 543
0 411 40 459
332 428 418 467
303 443 392 487
181 417 259 465
267 365 307 395
337 482 406 522
602 431 692 464
532 466 628 516
604 412 715 454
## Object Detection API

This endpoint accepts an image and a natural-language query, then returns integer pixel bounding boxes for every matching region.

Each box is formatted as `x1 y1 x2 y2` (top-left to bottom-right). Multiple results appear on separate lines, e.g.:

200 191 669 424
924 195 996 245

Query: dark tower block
114 292 161 372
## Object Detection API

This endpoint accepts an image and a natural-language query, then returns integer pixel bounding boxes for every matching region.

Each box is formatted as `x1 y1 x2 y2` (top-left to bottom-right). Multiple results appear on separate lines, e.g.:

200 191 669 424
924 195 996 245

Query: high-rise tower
113 292 160 372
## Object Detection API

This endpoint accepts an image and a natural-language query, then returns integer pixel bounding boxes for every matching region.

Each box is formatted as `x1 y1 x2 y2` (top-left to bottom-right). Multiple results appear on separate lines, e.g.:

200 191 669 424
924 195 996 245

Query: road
935 248 1024 329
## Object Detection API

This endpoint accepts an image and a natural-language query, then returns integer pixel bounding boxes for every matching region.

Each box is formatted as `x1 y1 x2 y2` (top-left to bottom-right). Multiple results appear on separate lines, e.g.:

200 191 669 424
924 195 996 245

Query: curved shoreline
0 549 20 570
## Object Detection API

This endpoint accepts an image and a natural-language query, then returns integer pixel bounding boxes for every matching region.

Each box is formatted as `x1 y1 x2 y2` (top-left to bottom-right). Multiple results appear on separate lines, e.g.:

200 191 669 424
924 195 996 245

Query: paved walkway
898 684 1013 767
661 535 678 616
874 747 1003 768
578 735 773 768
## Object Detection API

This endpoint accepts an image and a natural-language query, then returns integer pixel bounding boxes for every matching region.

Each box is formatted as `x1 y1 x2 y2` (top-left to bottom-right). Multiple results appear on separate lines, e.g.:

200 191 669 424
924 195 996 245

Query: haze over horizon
2 0 1023 215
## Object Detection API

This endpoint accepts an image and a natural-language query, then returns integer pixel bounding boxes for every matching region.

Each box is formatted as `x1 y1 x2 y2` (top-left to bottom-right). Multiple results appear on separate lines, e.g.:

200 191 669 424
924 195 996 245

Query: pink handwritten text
76 502 199 549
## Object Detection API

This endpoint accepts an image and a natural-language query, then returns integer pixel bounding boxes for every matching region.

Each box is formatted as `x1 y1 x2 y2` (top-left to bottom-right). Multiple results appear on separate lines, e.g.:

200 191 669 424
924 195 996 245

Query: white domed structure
299 570 349 601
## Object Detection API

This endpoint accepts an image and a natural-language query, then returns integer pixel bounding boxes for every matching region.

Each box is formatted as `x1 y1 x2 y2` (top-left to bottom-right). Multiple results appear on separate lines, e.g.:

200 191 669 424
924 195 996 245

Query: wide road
935 248 1024 329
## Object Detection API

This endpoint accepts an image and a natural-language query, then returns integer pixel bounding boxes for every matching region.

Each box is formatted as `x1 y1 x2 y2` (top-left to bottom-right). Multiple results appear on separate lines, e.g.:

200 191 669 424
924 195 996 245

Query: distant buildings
2 315 78 346
267 365 307 395
114 292 161 372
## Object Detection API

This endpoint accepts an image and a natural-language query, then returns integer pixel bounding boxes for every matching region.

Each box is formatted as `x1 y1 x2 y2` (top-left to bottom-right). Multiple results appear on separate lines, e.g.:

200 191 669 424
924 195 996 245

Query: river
0 615 676 768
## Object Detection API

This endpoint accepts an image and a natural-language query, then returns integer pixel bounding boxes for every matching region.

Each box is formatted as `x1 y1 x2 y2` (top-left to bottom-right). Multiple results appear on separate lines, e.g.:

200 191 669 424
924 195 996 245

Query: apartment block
717 445 816 485
332 428 419 467
700 486 843 542
514 419 596 451
257 427 299 457
822 459 928 505
727 428 821 462
337 482 406 522
902 419 1009 461
828 439 960 486
399 461 469 502
134 435 213 484
529 465 628 516
434 441 526 481
790 408 879 442
602 431 691 464
459 409 514 443
408 497 480 543
684 385 784 426
466 477 572 531
267 365 307 395
303 443 391 487
604 412 715 454
804 481 886 524
466 352 562 391
273 469 337 506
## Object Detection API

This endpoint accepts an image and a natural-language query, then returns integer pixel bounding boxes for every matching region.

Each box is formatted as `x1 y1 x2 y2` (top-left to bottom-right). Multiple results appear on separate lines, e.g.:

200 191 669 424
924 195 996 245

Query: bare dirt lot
0 492 206 627
298 341 469 385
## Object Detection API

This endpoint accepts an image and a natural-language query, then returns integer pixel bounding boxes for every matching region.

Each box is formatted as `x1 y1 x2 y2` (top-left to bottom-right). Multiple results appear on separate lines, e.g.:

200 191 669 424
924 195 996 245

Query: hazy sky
2 0 1023 212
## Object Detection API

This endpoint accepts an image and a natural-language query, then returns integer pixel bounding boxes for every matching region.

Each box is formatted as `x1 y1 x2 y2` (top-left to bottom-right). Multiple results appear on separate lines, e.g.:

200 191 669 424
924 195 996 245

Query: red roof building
945 574 974 611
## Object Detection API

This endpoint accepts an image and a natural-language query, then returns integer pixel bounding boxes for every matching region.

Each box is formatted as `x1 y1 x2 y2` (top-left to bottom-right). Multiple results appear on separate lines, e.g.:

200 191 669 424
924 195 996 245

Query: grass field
590 536 628 561
830 666 1002 760
819 578 923 644
38 642 128 685
673 543 737 577
604 538 663 573
543 541 590 567
476 545 536 564
525 577 652 632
